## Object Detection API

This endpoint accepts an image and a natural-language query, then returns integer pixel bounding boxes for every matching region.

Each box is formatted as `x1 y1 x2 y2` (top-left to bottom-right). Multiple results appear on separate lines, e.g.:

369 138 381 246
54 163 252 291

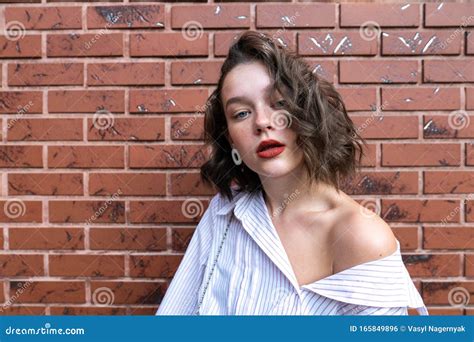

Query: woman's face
221 61 305 179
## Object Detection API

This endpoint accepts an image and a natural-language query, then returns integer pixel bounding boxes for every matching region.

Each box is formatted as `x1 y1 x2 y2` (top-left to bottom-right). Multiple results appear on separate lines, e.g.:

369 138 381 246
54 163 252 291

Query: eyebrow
225 83 276 111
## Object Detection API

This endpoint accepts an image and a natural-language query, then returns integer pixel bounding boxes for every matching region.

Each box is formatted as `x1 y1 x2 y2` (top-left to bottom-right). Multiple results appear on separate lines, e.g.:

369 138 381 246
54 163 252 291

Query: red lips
256 139 285 153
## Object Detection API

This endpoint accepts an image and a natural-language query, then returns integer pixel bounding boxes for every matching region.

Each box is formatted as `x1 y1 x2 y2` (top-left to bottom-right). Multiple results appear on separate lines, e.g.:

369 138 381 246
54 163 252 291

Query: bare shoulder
329 200 398 274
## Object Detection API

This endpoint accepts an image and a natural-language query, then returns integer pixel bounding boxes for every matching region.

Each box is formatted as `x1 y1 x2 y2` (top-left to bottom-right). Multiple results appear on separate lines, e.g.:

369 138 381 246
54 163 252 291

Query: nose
254 104 273 133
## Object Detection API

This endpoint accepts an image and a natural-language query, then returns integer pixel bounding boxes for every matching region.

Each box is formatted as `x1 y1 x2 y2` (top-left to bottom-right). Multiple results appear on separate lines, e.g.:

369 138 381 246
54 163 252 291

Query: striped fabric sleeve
155 195 217 315
336 303 408 315
303 244 429 316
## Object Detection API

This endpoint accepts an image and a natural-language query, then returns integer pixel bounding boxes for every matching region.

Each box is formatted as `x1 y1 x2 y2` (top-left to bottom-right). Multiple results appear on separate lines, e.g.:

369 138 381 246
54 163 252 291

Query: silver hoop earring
231 146 242 165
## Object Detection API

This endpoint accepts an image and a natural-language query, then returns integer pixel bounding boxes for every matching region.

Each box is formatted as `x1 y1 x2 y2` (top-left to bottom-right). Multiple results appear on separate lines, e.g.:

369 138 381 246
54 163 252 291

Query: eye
275 99 287 107
233 110 250 119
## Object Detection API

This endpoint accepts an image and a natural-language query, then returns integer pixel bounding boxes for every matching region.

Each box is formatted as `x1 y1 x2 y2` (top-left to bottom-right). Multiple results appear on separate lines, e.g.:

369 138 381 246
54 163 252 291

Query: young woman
156 31 428 315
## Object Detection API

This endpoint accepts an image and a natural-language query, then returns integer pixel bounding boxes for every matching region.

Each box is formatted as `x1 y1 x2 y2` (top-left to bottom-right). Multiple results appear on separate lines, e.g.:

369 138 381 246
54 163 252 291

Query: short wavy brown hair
200 30 366 202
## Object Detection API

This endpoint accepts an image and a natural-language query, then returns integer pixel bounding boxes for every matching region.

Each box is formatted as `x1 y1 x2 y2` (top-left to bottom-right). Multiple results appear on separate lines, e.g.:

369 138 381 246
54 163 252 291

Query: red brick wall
0 1 473 315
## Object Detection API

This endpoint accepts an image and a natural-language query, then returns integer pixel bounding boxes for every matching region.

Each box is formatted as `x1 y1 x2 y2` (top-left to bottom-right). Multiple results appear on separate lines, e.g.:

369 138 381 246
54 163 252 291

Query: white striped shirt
156 188 429 315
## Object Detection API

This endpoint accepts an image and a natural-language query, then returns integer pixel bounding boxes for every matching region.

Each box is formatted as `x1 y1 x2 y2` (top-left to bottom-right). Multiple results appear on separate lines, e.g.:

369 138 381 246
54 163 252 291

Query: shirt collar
302 243 428 315
215 187 256 217
216 187 303 293
213 188 428 315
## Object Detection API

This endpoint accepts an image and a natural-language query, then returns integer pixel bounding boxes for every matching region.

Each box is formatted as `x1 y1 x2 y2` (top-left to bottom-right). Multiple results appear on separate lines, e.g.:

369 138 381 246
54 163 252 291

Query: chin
255 164 295 178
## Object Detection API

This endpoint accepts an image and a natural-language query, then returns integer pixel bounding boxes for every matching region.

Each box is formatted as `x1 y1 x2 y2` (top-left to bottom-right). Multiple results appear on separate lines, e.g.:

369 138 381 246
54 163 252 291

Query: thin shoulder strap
195 213 233 315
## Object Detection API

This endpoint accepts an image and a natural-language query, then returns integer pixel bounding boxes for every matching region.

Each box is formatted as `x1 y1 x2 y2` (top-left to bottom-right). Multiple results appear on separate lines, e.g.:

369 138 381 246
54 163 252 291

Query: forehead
221 62 275 103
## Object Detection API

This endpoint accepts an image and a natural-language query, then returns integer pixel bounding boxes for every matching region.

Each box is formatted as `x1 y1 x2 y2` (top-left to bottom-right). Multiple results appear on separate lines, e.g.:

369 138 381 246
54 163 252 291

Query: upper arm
331 209 398 275
156 194 218 315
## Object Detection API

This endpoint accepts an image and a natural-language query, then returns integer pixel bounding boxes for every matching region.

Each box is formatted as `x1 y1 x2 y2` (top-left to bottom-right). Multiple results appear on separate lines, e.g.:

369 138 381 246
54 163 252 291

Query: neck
259 165 340 221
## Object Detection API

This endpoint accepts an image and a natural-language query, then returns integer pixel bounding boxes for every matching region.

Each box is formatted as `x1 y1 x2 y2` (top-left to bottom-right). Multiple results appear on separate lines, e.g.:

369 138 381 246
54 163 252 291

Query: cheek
282 130 299 147
229 125 251 146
